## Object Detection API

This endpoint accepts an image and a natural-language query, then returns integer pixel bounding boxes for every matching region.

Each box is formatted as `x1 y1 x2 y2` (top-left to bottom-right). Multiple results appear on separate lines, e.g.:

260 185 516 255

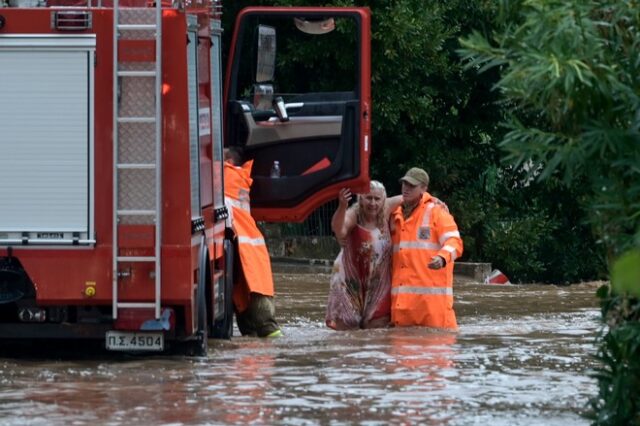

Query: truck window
233 15 357 110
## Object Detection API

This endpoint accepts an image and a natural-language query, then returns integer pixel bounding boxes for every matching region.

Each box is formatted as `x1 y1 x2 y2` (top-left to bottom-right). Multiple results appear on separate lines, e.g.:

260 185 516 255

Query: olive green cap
399 167 429 187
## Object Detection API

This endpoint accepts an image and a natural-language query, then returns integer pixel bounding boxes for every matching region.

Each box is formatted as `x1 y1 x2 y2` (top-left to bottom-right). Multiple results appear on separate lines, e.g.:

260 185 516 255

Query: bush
459 0 640 422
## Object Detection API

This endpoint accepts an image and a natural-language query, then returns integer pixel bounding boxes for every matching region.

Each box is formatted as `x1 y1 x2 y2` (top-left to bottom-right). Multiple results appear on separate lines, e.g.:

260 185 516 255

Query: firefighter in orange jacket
224 147 282 337
389 167 463 330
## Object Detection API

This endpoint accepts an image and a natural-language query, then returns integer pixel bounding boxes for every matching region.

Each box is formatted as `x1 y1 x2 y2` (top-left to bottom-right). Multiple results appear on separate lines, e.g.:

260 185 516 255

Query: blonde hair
351 180 388 230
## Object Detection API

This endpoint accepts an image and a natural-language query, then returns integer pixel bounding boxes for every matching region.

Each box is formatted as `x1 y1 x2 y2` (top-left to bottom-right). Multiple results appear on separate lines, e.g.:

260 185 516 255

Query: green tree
459 0 640 422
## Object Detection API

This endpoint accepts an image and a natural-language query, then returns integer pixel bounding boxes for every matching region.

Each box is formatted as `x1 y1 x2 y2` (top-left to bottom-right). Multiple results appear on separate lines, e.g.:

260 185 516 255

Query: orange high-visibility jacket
224 160 274 313
389 192 463 329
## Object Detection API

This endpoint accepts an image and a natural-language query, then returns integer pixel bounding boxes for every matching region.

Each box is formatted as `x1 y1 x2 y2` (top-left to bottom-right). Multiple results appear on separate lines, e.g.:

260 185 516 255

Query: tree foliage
459 0 640 258
459 0 640 423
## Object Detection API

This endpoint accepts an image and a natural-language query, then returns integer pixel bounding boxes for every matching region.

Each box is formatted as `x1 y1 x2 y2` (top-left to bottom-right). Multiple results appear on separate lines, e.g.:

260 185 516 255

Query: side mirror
253 84 274 110
256 25 276 83
272 96 289 122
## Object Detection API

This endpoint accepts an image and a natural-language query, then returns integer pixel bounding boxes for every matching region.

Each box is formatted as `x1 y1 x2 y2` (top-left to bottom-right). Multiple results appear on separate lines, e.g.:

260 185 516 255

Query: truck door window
232 15 357 114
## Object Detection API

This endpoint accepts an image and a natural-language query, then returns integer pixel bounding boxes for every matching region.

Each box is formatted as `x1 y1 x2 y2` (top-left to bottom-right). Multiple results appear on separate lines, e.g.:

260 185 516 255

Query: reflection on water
0 275 601 425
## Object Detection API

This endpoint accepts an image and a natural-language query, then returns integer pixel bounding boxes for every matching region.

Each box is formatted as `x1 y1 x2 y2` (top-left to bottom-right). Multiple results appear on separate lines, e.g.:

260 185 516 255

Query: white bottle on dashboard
270 161 281 178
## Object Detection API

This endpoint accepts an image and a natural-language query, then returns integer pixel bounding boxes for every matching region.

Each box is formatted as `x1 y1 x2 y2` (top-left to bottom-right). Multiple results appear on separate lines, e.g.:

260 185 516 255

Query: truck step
117 24 157 31
117 302 157 309
116 163 156 170
117 256 156 262
117 116 156 123
117 70 156 77
117 209 156 216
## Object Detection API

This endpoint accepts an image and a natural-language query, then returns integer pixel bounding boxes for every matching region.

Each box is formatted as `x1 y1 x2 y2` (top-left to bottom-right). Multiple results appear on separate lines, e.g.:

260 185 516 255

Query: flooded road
0 275 602 425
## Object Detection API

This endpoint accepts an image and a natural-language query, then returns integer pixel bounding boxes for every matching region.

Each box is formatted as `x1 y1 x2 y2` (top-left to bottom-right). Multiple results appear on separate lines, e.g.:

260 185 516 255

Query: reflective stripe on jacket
224 160 274 312
390 192 463 329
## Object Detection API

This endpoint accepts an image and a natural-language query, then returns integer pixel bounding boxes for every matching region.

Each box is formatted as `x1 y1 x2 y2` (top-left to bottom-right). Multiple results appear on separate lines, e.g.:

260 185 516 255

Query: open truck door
225 7 371 222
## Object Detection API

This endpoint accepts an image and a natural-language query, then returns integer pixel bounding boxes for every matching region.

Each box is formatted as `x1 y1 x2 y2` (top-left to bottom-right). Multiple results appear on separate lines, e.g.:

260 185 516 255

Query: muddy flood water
0 274 602 425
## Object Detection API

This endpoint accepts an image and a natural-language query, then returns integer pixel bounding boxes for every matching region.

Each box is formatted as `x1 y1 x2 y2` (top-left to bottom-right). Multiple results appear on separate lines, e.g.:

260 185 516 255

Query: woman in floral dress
326 181 401 330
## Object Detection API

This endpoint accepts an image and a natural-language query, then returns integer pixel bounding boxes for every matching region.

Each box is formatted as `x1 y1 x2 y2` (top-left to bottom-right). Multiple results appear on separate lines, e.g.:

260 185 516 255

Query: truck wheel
184 239 209 356
210 238 234 339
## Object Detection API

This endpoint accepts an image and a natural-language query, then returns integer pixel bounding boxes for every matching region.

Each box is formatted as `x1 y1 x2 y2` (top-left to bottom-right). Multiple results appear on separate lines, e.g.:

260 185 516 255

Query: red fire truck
0 0 371 355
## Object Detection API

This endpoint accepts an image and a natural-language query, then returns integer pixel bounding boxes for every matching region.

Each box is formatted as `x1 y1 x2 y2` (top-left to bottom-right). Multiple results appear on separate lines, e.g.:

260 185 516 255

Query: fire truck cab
0 0 371 355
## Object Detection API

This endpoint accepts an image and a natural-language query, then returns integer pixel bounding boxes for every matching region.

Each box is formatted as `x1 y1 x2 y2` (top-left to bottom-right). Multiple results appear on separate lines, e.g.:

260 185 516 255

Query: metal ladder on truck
112 0 163 320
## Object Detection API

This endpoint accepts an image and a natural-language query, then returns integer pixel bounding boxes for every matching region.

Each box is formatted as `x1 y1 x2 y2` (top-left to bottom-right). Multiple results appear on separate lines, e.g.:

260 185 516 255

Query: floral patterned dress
325 224 392 329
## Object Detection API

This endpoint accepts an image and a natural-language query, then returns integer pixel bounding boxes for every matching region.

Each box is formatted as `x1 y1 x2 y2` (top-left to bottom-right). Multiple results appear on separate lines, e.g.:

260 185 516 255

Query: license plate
106 331 164 351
